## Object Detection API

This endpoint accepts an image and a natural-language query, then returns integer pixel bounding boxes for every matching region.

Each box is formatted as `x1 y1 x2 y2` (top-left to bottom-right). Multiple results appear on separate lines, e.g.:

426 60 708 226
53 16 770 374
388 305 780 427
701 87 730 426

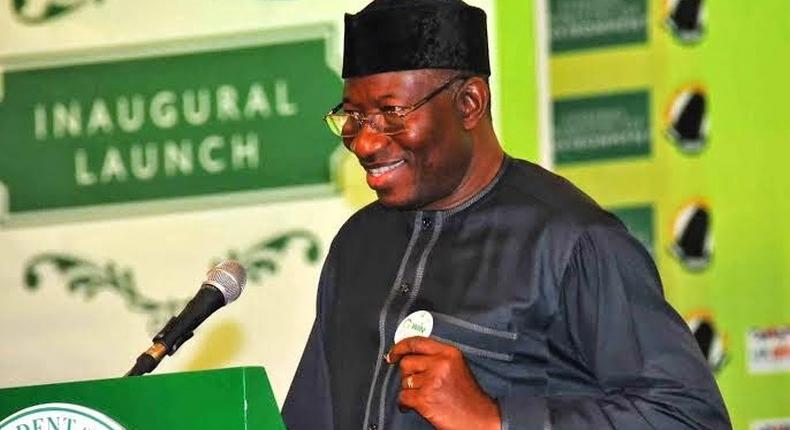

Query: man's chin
374 189 420 210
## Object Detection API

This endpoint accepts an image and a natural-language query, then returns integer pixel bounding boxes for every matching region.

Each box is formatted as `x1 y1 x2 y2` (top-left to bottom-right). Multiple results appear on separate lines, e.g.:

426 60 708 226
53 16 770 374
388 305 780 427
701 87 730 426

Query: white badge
394 310 434 344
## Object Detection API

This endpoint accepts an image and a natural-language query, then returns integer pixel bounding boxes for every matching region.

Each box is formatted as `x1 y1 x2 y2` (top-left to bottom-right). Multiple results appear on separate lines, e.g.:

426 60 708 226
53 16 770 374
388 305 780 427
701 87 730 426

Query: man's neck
422 131 505 211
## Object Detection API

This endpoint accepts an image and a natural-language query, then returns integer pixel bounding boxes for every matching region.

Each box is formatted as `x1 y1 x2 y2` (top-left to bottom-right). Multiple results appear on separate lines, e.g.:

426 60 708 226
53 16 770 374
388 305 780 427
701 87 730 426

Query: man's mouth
366 160 406 177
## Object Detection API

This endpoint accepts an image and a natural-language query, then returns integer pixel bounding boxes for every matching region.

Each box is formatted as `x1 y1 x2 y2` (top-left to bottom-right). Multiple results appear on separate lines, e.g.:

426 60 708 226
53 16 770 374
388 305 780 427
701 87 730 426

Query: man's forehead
342 69 448 101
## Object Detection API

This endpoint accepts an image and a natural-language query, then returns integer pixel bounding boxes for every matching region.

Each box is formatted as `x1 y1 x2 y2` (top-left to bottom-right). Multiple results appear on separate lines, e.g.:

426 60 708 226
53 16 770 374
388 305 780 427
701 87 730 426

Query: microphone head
203 260 247 304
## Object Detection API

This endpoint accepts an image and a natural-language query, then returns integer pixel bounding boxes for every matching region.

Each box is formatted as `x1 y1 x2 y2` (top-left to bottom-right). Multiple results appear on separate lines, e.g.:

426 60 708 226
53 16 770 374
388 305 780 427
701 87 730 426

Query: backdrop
498 1 790 428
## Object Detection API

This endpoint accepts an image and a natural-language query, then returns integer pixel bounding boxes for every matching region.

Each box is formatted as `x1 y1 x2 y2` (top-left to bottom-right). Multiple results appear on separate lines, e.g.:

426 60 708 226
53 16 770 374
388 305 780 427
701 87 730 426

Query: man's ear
455 77 490 130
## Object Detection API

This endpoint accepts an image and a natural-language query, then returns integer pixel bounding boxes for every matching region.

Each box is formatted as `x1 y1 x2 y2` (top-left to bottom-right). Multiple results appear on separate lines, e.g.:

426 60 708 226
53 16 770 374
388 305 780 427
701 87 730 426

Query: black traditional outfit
282 158 730 429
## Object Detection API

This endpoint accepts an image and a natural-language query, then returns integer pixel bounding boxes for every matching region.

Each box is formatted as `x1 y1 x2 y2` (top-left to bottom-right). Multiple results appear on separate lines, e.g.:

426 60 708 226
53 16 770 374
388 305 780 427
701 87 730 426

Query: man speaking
282 0 731 429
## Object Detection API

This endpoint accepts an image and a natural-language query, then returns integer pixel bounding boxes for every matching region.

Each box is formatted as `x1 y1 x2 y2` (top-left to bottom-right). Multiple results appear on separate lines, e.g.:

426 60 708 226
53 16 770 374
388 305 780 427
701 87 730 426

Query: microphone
125 261 247 377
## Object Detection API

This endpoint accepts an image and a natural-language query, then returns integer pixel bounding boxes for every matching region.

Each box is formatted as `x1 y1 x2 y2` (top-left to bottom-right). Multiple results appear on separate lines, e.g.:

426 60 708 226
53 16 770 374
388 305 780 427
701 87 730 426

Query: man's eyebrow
341 94 398 105
340 97 357 110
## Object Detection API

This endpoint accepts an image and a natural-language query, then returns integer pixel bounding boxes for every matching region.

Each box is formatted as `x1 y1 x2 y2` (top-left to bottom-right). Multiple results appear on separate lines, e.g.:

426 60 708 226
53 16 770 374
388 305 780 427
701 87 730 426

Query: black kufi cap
342 0 490 78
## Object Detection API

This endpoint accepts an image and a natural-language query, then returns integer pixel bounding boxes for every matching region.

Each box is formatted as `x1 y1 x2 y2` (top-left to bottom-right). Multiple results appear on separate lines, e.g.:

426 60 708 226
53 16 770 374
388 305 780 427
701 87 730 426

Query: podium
0 367 285 429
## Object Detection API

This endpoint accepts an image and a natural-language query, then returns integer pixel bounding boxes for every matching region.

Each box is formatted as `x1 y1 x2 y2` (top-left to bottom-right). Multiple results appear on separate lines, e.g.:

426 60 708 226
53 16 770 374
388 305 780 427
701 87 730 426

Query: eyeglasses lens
326 112 405 138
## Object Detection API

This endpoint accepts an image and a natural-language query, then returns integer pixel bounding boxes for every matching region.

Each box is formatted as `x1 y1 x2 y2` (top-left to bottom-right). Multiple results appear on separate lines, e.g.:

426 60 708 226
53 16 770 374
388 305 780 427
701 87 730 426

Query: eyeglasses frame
324 74 470 138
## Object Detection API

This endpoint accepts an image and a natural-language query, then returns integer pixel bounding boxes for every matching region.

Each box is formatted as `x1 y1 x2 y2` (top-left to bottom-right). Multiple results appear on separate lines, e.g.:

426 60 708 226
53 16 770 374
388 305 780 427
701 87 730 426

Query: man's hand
386 337 501 430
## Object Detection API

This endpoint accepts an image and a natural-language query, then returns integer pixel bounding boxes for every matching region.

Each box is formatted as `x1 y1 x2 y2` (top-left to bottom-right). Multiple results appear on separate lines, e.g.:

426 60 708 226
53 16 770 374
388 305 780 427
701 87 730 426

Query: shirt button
421 217 432 230
400 282 411 295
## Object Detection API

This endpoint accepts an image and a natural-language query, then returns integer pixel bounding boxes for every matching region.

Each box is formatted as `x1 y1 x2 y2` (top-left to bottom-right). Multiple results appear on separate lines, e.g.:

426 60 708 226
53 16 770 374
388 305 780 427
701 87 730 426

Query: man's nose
349 125 388 159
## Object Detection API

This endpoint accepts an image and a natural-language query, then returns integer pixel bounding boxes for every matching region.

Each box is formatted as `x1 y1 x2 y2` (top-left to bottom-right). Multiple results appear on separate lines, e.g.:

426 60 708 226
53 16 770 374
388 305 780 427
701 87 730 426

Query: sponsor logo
549 0 648 53
750 418 790 430
553 90 652 164
665 84 708 154
670 199 712 271
747 326 790 374
12 0 101 24
686 311 727 373
664 0 706 43
0 403 125 430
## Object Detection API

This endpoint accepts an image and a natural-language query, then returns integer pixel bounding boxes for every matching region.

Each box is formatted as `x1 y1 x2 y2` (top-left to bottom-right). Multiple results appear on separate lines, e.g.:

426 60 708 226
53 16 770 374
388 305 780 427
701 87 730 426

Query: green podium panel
0 367 285 430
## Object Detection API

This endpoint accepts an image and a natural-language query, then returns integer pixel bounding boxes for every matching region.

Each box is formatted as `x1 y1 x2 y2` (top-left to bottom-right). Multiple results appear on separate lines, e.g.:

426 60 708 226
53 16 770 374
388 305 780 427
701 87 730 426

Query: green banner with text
0 35 341 217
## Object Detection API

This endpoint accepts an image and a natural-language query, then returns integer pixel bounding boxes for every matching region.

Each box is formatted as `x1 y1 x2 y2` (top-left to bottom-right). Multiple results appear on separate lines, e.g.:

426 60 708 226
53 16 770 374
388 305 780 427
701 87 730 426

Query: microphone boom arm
123 261 246 377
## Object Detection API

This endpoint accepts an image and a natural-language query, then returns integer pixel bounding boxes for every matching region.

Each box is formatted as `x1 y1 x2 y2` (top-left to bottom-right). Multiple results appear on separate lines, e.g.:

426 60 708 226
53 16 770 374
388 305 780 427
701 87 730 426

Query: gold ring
406 375 414 390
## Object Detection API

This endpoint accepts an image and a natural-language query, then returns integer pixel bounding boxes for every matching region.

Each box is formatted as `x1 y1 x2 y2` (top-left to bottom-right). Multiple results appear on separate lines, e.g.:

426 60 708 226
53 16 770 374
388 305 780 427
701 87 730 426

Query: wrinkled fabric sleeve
497 225 731 430
282 247 336 430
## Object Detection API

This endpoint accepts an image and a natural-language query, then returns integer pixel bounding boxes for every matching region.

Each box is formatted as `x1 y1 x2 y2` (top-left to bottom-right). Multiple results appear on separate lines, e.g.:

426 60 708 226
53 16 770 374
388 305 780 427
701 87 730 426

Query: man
282 0 731 429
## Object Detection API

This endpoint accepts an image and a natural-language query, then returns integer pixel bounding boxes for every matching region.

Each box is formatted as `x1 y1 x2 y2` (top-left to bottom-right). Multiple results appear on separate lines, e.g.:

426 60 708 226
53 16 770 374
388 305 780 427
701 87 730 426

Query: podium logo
0 403 126 430
12 0 102 24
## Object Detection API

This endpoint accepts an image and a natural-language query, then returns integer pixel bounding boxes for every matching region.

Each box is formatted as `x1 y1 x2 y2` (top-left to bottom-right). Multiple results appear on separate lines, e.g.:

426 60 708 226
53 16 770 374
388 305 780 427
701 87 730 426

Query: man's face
342 70 473 209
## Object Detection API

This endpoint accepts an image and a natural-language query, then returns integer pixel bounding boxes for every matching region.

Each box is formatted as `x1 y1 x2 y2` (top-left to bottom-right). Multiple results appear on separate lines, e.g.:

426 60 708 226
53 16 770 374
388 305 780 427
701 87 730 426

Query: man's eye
344 111 363 119
380 106 405 115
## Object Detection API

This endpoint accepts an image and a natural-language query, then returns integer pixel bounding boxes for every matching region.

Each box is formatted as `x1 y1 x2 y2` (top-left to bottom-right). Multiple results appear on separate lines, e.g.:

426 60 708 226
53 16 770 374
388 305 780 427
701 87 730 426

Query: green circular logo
0 403 126 430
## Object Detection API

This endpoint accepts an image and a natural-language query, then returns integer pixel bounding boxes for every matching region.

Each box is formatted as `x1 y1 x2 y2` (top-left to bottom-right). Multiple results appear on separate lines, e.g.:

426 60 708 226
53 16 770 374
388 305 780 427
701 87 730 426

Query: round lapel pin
394 310 434 344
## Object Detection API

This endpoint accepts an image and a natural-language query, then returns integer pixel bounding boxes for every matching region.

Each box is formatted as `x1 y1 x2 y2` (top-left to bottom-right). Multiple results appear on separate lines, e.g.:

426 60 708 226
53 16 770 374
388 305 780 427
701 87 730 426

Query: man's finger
398 386 420 411
387 336 454 363
398 354 431 374
401 371 430 390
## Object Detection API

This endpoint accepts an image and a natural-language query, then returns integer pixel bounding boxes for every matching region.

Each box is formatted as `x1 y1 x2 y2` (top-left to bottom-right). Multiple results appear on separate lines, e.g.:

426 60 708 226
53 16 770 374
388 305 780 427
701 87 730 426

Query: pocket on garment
428 312 519 397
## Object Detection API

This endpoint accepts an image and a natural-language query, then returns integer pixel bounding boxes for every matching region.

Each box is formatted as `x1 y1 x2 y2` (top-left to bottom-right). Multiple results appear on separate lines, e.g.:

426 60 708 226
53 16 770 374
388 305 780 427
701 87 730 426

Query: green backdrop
498 1 790 428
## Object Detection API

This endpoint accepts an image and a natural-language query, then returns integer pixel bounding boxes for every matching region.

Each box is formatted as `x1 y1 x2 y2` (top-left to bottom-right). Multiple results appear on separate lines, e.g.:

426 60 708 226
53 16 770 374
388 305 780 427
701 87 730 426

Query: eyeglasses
324 74 468 138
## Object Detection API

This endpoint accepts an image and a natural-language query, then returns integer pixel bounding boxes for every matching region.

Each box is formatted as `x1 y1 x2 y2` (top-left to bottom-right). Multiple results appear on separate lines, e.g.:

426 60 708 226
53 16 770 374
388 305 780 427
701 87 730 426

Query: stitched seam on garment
378 212 444 430
430 334 514 361
544 413 553 430
539 228 587 373
362 212 424 430
377 365 397 429
445 155 509 217
501 409 510 430
377 358 396 430
558 230 603 390
432 312 519 340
